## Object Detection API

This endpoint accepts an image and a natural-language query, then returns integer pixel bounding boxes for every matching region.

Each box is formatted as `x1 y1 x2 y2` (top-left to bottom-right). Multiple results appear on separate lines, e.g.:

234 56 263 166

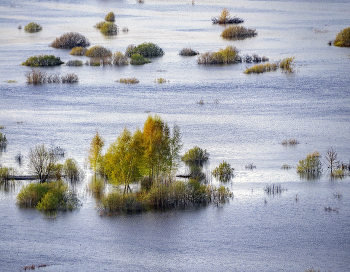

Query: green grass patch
22 55 64 67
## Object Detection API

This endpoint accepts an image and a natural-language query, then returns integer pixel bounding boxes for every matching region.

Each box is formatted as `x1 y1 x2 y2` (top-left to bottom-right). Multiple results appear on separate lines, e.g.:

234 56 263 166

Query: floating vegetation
70 46 87 56
212 8 244 24
130 53 151 65
281 138 300 146
198 46 241 65
66 60 83 66
50 32 90 49
264 184 286 195
212 161 234 182
125 42 164 57
117 78 139 84
25 69 78 84
105 11 115 22
112 52 129 65
281 164 292 170
22 55 64 67
333 27 350 47
155 78 168 84
221 26 257 40
24 22 42 33
6 80 17 83
244 63 278 74
179 48 199 56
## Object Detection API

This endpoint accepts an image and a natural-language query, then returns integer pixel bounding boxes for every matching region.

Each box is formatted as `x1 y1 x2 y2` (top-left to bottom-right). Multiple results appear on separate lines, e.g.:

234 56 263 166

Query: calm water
1 0 350 271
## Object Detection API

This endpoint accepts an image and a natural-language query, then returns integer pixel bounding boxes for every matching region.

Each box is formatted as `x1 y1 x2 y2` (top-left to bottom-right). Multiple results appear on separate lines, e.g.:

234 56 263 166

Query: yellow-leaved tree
87 131 104 176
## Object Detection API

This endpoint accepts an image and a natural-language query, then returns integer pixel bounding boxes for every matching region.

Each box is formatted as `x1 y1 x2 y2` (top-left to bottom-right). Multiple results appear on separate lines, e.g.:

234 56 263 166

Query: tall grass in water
221 26 257 40
198 46 240 64
117 78 139 84
279 57 295 73
26 69 78 84
212 8 244 24
244 63 277 74
70 47 87 56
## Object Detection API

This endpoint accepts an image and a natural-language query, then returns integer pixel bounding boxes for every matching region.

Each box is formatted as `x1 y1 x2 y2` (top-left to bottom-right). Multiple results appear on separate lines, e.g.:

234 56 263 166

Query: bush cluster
0 132 7 147
279 57 295 73
212 8 244 24
85 45 112 58
221 26 257 40
130 53 151 65
50 32 90 49
333 27 350 47
100 22 118 35
182 146 209 165
66 60 83 66
297 151 322 180
212 161 234 182
105 12 115 22
26 69 78 84
70 46 87 56
117 78 139 84
24 22 42 33
22 55 64 67
198 46 240 64
125 42 164 57
16 180 80 211
179 48 199 56
112 52 129 65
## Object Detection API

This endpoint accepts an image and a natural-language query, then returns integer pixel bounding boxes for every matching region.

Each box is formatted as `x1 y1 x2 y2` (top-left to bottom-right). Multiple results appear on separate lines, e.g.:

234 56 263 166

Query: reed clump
179 48 199 56
112 52 129 65
61 73 79 83
198 46 240 64
22 55 64 67
25 69 78 84
85 46 112 58
333 27 350 47
105 11 115 22
244 63 278 74
221 26 257 40
125 42 164 57
117 78 139 84
24 22 42 33
66 60 83 66
212 8 244 24
70 46 87 56
130 54 151 65
50 32 90 49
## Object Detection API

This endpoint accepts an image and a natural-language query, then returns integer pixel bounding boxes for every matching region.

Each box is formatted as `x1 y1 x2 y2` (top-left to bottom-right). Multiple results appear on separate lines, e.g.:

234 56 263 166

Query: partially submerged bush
63 158 81 181
0 165 15 182
24 22 42 33
333 27 350 47
88 176 105 198
50 32 90 49
105 11 115 22
281 138 300 145
212 8 244 24
70 46 87 56
221 25 257 40
94 21 106 29
243 54 269 63
26 69 78 84
16 180 80 211
155 78 167 84
112 52 129 65
182 146 209 166
198 46 240 64
179 48 199 56
297 151 322 179
117 78 139 84
100 22 118 35
85 45 112 58
212 161 234 182
0 132 7 147
125 42 164 57
244 63 278 74
66 60 83 66
130 53 151 65
22 55 64 67
61 73 79 83
279 57 295 73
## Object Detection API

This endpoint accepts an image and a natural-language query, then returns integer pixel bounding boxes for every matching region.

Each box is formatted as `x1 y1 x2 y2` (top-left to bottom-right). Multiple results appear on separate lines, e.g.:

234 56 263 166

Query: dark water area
1 0 350 271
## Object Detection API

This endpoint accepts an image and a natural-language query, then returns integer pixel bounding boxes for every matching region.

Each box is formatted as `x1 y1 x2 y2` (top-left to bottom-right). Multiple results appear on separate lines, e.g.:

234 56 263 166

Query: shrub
125 42 164 57
63 158 81 181
297 151 322 179
281 138 299 145
22 55 64 67
331 169 345 179
179 48 199 56
70 47 87 56
130 53 151 65
198 46 240 64
94 21 106 29
17 182 50 207
61 73 79 83
244 63 278 74
66 60 83 66
221 26 257 40
105 11 115 22
25 69 47 84
100 22 118 35
155 78 167 83
243 54 269 63
85 45 112 58
24 22 42 33
0 165 15 182
279 57 295 73
182 146 209 165
333 27 350 47
50 32 90 49
117 78 139 84
85 60 101 66
112 52 129 65
212 161 234 182
212 8 244 24
0 132 7 147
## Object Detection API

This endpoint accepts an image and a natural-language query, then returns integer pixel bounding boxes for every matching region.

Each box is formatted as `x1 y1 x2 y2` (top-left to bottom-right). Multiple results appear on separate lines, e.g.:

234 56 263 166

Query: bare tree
325 147 339 174
28 144 57 183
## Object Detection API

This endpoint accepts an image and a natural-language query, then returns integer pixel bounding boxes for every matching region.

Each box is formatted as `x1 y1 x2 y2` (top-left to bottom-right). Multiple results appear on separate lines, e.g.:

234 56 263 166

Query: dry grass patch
198 46 240 64
221 25 257 40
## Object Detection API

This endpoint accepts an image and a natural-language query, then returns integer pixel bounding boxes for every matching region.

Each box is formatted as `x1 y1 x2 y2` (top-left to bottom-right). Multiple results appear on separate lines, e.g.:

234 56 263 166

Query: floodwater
1 0 350 271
